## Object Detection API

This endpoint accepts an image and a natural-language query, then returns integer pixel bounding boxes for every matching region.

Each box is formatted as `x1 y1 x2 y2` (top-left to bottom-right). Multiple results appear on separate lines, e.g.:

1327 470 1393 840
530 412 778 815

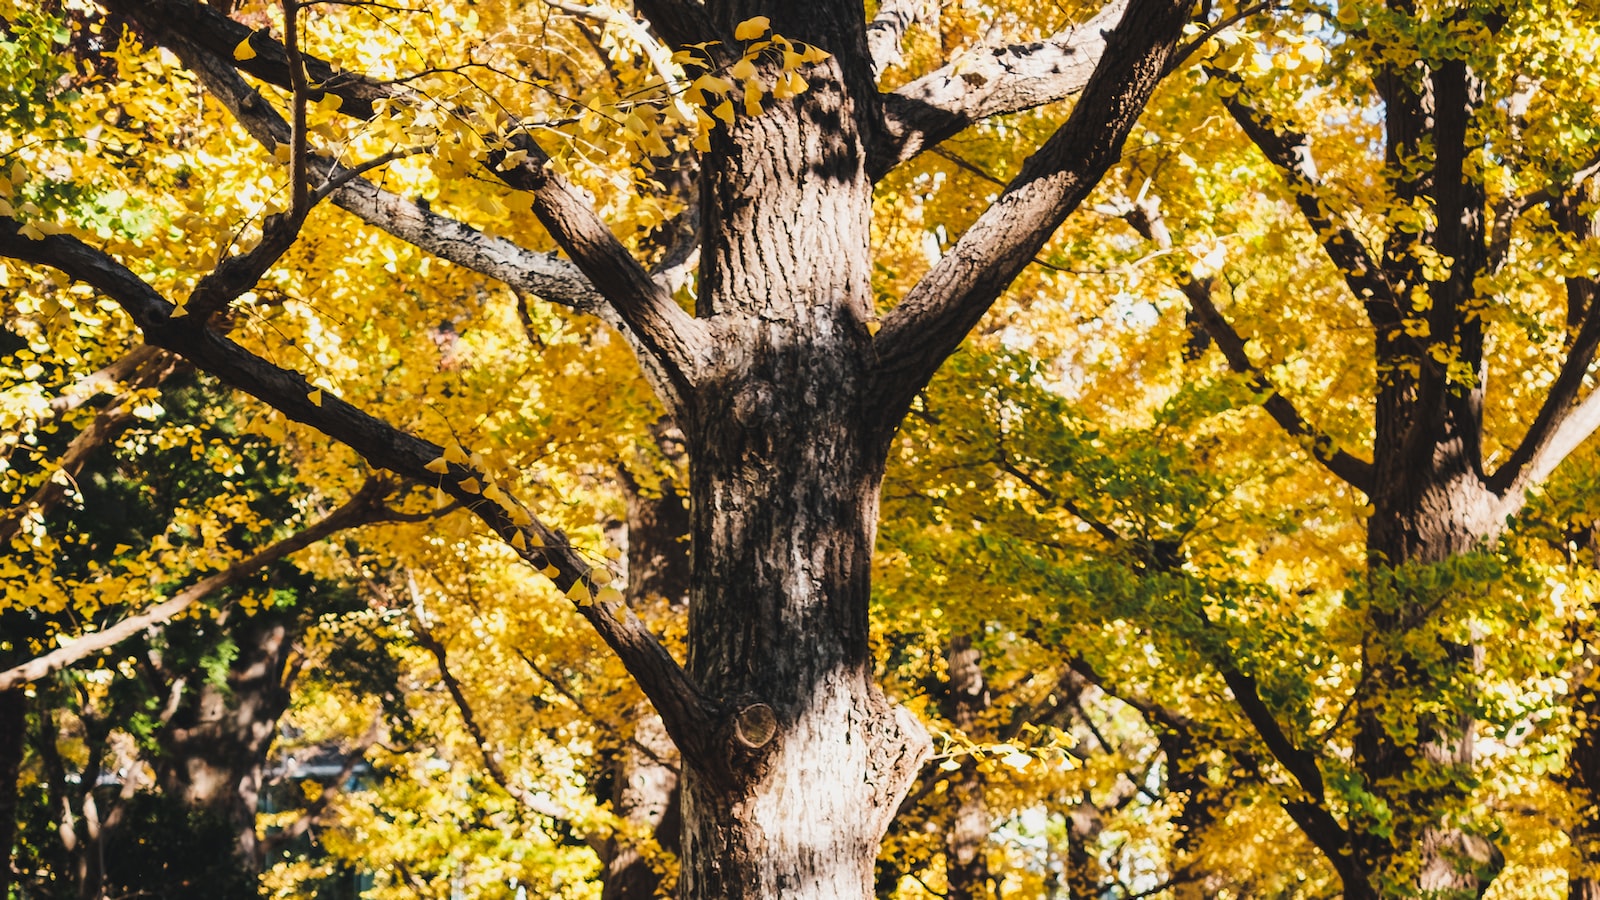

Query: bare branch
872 0 1191 423
0 219 717 760
870 0 1127 180
0 479 395 691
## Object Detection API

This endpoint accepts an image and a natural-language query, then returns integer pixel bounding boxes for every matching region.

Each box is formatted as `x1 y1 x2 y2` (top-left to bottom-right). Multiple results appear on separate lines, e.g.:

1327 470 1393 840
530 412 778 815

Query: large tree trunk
1568 648 1600 900
674 9 929 893
157 615 294 872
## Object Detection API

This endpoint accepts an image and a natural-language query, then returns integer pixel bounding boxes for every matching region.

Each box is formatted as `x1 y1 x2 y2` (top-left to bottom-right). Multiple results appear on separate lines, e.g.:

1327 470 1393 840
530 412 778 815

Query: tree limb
870 0 1128 180
1121 199 1373 493
872 0 1191 423
1218 84 1401 334
115 0 708 407
0 219 717 761
865 0 928 78
0 478 395 691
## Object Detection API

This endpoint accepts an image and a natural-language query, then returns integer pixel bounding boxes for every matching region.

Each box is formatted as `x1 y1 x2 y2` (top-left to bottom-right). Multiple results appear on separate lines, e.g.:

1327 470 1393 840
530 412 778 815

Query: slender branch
1217 84 1402 334
115 0 706 407
870 0 1128 180
1121 199 1373 493
872 0 1192 424
1489 184 1600 503
0 479 395 691
0 353 185 547
0 219 716 760
406 574 596 835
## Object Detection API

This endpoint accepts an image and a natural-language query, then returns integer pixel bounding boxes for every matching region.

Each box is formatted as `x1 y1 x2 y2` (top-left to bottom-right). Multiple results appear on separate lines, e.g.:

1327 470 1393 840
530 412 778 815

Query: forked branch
870 0 1129 179
872 0 1192 424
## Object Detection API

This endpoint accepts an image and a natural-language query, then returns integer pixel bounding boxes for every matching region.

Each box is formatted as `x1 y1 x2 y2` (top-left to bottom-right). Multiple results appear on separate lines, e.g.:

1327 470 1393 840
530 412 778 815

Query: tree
0 0 1204 896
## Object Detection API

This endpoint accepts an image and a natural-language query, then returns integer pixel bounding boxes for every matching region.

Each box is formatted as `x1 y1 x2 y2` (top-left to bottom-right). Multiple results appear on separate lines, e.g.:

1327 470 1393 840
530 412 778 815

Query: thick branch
0 220 716 760
873 0 1191 421
870 0 1127 180
0 479 393 691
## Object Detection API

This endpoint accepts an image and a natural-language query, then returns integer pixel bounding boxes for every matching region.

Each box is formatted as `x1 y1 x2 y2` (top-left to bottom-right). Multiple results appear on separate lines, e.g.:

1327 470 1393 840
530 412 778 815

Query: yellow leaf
743 82 764 116
511 531 527 550
458 477 481 493
591 567 614 585
712 100 735 126
424 456 450 474
234 35 256 61
443 444 469 465
866 319 882 336
541 564 559 578
566 580 592 605
730 58 757 81
508 506 532 526
597 586 625 605
734 16 770 41
308 389 323 407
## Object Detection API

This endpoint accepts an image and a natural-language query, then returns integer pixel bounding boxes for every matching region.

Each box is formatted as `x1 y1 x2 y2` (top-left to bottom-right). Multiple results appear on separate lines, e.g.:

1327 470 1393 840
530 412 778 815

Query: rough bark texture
1568 649 1600 900
670 11 933 898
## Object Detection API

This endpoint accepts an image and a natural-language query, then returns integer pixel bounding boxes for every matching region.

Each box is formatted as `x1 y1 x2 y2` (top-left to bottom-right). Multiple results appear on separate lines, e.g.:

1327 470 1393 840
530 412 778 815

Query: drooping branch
869 0 1128 180
1122 197 1373 493
0 220 717 760
0 478 396 691
872 0 1192 423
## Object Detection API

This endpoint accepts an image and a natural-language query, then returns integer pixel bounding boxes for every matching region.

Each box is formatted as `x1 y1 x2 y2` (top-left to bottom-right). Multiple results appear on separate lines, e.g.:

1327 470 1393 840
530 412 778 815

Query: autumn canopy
3 0 1600 897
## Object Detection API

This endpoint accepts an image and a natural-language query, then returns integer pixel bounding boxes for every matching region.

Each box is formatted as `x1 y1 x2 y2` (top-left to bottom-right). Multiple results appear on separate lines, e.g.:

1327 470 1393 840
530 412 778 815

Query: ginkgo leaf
597 586 624 605
458 477 481 493
234 35 256 60
308 389 323 407
424 457 450 474
713 100 735 126
734 16 770 41
566 581 592 605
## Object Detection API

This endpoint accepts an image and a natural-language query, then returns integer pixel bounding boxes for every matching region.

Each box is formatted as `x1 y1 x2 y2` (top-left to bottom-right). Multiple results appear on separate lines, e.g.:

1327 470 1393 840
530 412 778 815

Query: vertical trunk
943 637 991 900
676 7 928 893
601 459 689 900
0 688 24 900
157 616 294 873
1568 652 1600 899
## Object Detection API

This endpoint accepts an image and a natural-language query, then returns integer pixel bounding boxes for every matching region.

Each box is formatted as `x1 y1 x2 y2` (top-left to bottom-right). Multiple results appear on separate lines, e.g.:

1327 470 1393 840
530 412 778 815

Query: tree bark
675 10 929 894
1568 653 1600 900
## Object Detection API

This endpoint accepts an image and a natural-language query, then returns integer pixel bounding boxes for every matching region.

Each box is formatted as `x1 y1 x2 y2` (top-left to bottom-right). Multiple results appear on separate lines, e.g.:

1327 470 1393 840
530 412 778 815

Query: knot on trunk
732 703 777 750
